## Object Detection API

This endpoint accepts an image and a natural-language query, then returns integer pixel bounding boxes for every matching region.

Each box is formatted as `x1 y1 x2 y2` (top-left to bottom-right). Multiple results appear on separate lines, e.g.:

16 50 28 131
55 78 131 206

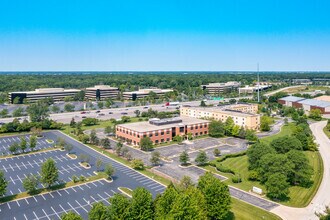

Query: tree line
60 172 231 220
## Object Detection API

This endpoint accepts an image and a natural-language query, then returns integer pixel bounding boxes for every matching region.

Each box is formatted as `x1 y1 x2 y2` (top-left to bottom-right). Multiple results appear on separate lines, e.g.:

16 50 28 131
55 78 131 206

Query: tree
131 159 145 170
64 144 73 154
198 172 231 220
19 137 27 153
104 164 115 179
134 109 141 117
128 187 154 220
140 137 153 151
270 136 303 154
316 206 330 220
29 135 37 151
224 117 235 136
265 173 290 200
31 127 43 137
200 100 206 107
108 193 131 219
9 142 19 154
12 107 24 117
178 176 194 191
195 150 208 166
96 158 103 171
0 170 8 196
231 125 240 137
229 99 237 104
170 186 207 220
258 153 294 183
247 142 276 170
61 212 83 220
245 129 258 142
40 158 59 188
100 138 111 149
208 120 225 138
309 109 322 121
121 147 129 157
0 109 8 118
90 129 99 144
237 126 246 139
82 118 98 126
64 103 75 112
154 183 178 219
104 126 114 136
286 150 313 186
22 174 39 194
51 105 60 113
213 148 221 157
97 102 104 109
179 150 190 165
27 101 49 122
173 135 183 144
150 151 161 166
57 137 66 149
70 118 76 127
88 202 108 220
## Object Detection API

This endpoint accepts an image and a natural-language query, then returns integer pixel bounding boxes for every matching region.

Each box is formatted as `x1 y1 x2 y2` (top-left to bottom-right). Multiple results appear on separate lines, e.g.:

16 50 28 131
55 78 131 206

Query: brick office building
116 117 209 146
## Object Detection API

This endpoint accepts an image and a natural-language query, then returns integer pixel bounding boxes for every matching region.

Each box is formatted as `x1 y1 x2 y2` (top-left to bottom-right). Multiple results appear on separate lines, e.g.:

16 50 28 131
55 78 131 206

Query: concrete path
271 121 330 220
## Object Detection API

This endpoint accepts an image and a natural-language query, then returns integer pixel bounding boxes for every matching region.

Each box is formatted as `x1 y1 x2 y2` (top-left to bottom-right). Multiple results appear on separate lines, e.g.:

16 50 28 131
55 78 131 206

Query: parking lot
0 131 166 220
0 134 55 156
1 150 95 196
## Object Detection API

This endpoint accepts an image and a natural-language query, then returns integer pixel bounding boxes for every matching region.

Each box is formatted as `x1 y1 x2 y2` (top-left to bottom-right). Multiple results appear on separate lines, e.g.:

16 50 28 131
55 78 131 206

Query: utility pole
257 63 260 103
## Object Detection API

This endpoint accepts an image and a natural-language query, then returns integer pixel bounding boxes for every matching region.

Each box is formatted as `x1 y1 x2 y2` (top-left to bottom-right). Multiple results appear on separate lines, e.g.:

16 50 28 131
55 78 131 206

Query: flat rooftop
278 96 306 102
183 106 258 117
202 82 241 87
123 88 173 95
314 95 330 102
10 88 80 94
86 85 118 90
117 117 209 133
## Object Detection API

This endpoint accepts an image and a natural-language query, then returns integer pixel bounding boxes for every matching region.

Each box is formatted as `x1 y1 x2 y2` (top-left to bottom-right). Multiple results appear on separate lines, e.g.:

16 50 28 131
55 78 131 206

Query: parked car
109 112 113 114
81 111 86 114
99 113 105 116
96 110 101 113
121 112 128 115
82 116 87 118
143 106 148 109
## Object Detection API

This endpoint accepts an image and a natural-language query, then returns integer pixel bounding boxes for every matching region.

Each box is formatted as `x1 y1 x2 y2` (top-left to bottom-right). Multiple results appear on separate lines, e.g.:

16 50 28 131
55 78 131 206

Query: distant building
123 88 173 101
201 82 241 94
85 85 119 101
116 117 209 146
292 79 312 85
278 96 330 114
180 104 260 130
238 84 272 94
9 88 80 104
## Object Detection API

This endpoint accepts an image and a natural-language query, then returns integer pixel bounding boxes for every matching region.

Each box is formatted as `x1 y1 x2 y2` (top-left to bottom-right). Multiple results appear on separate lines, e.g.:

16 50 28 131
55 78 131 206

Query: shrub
216 151 246 163
216 164 235 175
79 175 86 182
248 171 259 181
72 175 79 183
231 174 242 183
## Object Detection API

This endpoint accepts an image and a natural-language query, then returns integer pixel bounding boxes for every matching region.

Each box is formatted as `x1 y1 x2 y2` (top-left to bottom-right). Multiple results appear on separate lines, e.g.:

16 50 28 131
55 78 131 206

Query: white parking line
76 200 88 213
50 206 60 219
33 211 39 220
42 209 50 220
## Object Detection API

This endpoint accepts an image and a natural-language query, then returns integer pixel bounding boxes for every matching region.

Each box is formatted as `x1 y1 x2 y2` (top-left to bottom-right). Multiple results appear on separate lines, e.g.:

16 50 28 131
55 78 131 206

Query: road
271 121 330 220
0 97 252 124
265 85 304 97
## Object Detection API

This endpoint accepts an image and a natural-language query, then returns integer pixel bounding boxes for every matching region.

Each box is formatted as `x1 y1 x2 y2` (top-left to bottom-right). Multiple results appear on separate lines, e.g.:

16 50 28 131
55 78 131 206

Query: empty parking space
0 131 166 219
0 134 55 156
0 179 119 220
1 150 96 196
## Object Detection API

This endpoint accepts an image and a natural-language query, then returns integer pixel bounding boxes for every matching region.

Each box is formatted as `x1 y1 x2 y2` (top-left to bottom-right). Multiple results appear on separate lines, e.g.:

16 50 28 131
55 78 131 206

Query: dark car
96 110 101 113
121 112 128 115
143 106 148 109
82 116 87 118
109 112 113 114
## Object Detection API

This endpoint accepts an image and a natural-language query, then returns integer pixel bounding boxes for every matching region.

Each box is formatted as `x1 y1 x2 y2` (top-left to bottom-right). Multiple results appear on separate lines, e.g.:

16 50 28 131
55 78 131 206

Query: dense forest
0 72 329 93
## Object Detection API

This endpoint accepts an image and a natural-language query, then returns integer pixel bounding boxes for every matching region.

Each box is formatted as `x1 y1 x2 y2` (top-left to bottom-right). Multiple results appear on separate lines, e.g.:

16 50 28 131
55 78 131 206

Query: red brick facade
116 123 209 146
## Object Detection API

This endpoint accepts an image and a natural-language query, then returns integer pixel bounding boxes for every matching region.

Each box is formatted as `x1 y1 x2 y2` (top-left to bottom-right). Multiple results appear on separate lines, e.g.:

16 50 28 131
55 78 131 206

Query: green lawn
208 150 323 207
228 198 281 220
282 151 323 207
323 127 330 139
260 123 296 145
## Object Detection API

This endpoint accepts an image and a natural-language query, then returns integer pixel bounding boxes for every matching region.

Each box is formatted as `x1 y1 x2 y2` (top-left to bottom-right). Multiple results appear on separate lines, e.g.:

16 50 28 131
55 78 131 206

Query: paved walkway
271 121 330 220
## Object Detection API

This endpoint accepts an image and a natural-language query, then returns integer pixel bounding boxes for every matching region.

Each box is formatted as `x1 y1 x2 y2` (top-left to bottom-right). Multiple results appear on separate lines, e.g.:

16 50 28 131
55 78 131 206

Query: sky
0 0 330 71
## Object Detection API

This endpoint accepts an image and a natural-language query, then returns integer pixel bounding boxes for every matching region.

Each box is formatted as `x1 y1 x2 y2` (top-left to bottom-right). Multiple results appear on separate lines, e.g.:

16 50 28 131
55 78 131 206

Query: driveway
271 121 330 220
